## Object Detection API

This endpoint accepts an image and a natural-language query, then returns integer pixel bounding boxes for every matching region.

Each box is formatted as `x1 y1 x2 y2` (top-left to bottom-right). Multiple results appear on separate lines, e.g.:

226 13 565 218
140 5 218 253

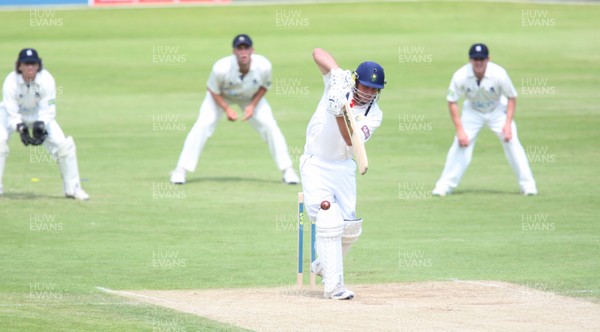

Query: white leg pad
342 219 363 257
316 202 345 293
57 136 82 196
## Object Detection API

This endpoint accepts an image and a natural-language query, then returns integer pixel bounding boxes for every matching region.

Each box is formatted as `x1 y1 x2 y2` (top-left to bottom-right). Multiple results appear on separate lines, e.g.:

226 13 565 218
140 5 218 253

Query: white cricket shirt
206 54 272 104
447 62 517 113
304 73 383 161
1 69 57 129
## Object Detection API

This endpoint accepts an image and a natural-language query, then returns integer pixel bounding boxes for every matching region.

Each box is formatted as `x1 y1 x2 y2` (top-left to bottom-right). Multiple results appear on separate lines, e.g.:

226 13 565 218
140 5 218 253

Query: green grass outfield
1 1 599 330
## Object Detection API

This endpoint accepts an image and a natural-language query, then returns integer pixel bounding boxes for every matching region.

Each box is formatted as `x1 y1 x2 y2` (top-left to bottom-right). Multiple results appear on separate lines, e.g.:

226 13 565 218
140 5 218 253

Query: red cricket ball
320 200 331 210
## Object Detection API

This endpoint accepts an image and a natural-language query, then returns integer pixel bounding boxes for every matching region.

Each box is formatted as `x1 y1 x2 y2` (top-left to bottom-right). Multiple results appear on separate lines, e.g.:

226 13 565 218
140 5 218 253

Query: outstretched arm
314 48 352 145
313 48 339 75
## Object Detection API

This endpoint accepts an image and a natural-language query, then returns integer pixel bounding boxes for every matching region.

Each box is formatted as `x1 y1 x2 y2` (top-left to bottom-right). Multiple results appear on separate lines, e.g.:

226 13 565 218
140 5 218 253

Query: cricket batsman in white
432 43 537 196
301 48 385 300
0 48 89 200
170 34 299 185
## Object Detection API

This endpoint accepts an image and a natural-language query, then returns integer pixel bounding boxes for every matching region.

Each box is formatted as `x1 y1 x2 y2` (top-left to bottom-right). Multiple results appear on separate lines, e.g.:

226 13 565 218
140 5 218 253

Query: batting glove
330 68 353 90
326 86 350 117
16 123 31 146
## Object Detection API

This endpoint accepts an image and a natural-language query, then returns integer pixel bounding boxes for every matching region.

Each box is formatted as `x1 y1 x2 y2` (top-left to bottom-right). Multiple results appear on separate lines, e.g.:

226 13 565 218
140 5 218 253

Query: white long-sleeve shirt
1 69 57 129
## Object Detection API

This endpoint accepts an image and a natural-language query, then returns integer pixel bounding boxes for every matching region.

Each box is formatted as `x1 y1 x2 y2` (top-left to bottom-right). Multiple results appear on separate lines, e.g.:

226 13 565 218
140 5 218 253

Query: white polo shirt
1 69 57 129
304 73 383 161
447 62 517 113
206 54 272 104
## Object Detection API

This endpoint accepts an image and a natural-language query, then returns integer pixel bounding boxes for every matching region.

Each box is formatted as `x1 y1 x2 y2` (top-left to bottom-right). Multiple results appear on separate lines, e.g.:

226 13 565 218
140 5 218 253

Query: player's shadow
185 176 284 185
0 191 63 200
279 288 323 299
452 189 521 196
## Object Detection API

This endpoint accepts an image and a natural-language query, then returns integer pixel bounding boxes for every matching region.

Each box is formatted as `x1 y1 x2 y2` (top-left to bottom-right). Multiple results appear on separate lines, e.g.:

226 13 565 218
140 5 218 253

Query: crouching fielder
0 48 89 200
300 48 385 300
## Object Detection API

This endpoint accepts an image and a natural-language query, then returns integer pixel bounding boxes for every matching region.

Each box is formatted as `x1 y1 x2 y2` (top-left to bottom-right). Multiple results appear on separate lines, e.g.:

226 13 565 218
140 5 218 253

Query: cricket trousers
176 93 293 172
434 107 537 193
0 106 84 195
300 154 357 221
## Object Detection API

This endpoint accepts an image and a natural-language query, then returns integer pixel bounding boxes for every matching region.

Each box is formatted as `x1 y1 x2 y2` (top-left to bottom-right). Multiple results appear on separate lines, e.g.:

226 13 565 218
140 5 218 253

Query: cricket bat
342 102 368 175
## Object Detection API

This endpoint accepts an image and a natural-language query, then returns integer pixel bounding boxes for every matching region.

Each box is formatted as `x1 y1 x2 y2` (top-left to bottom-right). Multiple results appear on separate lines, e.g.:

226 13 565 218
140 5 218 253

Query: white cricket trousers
0 107 68 189
176 93 293 172
300 154 357 221
435 107 537 192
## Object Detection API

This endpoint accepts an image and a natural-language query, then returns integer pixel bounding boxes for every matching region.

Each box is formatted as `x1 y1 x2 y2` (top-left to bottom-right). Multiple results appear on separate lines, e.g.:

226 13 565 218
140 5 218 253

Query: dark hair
15 60 43 74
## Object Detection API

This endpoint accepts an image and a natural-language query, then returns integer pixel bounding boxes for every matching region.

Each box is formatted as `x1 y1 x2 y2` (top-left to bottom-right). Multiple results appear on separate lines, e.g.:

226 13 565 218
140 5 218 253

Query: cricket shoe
282 168 300 185
522 188 538 196
324 283 354 300
66 188 89 201
310 259 323 277
432 186 449 197
170 167 186 185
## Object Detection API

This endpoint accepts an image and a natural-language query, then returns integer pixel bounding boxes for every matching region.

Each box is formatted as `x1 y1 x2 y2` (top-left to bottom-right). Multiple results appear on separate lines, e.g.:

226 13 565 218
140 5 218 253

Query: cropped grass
0 1 599 330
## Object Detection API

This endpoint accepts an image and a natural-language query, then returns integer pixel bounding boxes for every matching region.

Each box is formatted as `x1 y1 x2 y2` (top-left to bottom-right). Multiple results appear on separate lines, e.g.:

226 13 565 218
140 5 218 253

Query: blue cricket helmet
354 61 385 89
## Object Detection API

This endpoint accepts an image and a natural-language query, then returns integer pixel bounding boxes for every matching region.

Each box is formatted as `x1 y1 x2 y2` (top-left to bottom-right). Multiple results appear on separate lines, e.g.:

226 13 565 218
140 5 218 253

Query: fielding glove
16 123 31 146
31 121 48 146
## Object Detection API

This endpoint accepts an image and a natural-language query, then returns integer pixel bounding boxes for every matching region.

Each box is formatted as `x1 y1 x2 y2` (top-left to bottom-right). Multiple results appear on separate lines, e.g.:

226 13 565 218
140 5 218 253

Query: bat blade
342 102 368 175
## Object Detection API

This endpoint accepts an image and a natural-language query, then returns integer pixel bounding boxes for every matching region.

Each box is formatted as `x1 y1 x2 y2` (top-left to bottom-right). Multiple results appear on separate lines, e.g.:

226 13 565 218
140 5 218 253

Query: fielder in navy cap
232 34 253 48
468 43 489 59
0 48 90 200
16 48 43 73
432 42 538 197
169 33 300 185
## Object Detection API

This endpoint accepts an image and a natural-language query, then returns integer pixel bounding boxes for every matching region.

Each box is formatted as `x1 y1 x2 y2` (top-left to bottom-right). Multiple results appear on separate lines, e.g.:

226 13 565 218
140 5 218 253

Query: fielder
432 43 537 196
170 34 299 185
301 48 385 300
0 48 89 200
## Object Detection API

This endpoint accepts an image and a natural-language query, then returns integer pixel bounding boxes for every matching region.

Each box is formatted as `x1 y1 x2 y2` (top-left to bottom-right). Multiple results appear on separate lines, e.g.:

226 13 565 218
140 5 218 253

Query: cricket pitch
102 281 600 331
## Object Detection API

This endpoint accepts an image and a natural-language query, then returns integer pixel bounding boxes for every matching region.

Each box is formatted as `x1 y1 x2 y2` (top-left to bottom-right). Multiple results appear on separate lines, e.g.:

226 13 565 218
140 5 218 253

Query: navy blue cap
469 43 489 59
18 48 41 63
232 34 253 48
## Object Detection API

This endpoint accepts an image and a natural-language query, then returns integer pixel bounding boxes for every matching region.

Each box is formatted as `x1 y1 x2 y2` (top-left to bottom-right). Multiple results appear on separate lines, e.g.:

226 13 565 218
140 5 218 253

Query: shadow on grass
0 191 63 200
451 189 525 196
185 176 286 185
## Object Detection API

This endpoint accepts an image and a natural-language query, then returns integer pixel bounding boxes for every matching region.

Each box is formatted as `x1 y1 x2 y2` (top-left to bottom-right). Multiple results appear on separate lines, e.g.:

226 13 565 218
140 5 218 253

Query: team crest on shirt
361 125 370 140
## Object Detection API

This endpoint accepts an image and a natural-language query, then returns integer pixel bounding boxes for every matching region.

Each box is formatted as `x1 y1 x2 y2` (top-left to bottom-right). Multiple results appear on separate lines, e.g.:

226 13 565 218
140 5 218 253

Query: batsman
0 48 89 200
300 48 385 300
